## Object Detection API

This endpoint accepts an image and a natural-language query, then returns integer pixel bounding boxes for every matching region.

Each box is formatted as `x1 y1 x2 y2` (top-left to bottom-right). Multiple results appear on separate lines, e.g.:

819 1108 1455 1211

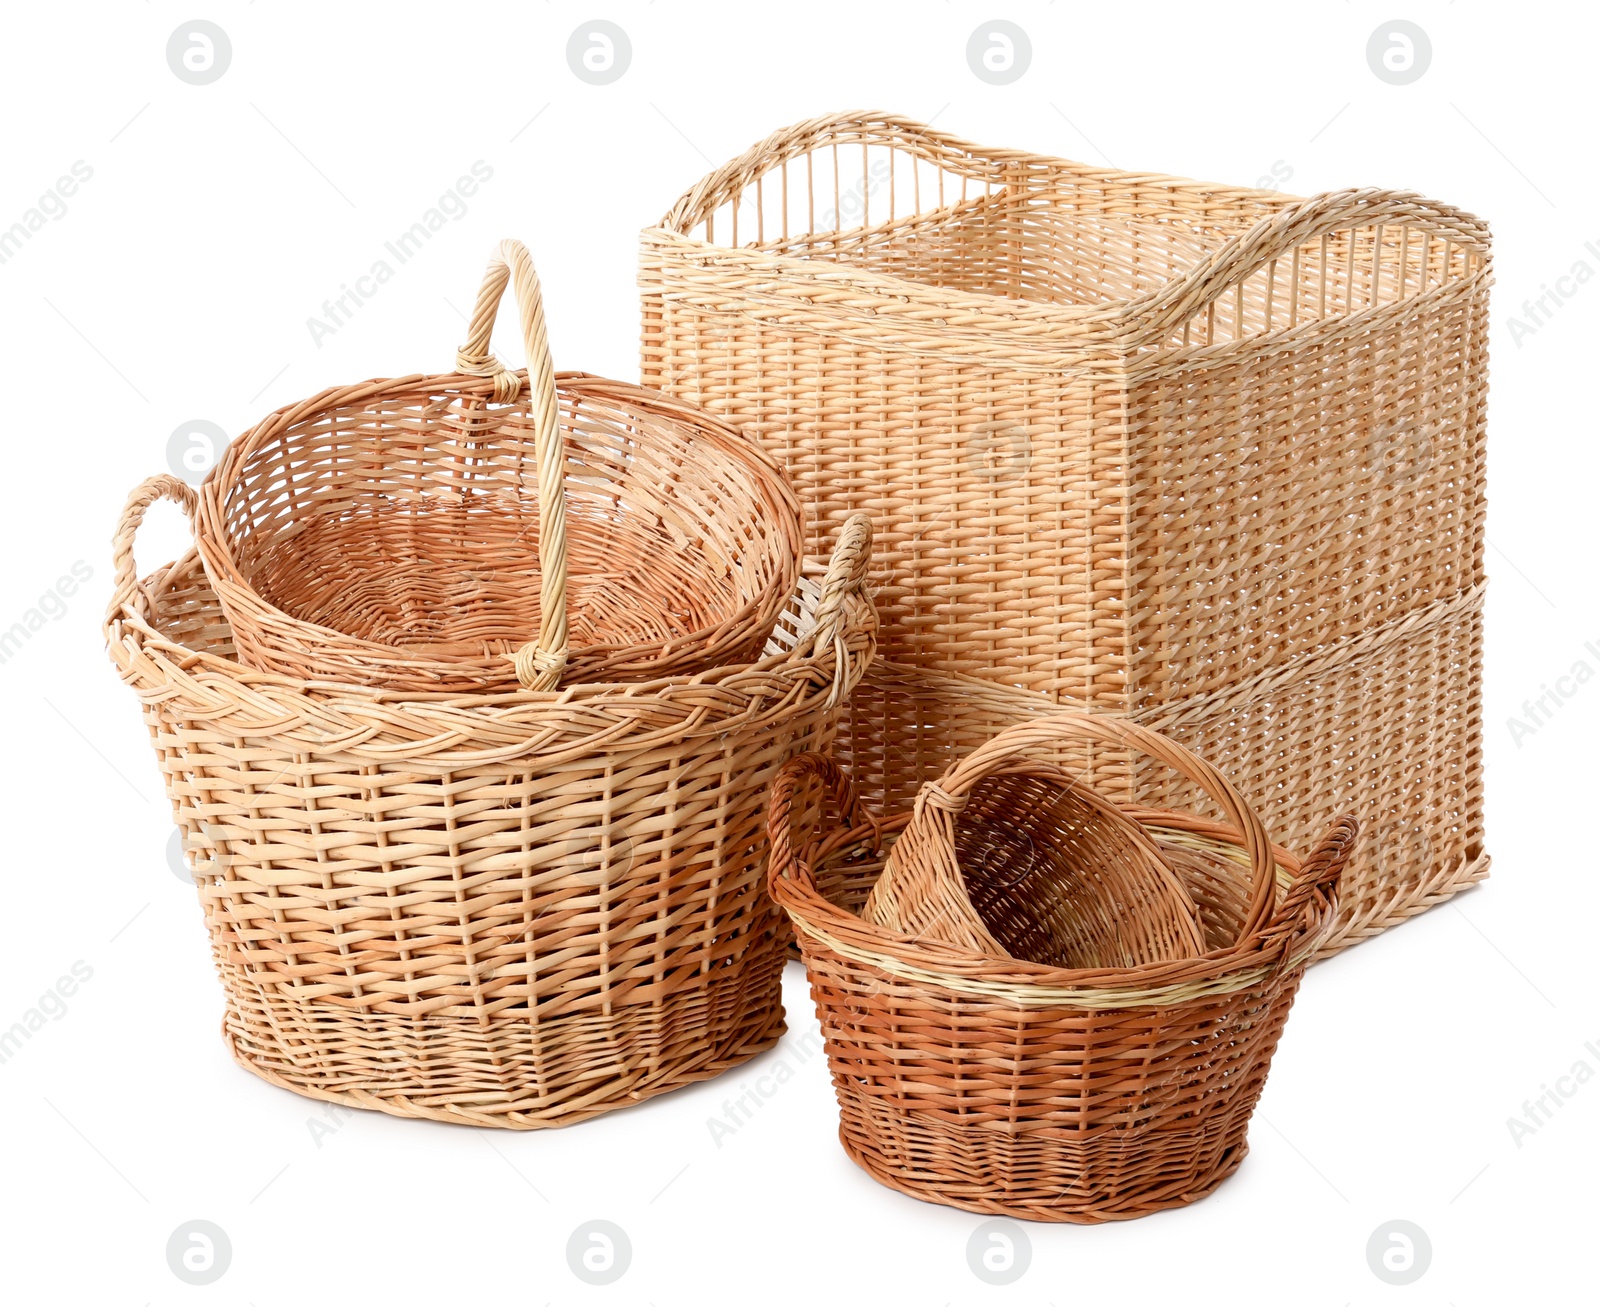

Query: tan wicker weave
642 110 1489 953
768 740 1358 1223
865 766 1205 967
109 478 874 1129
197 238 802 693
835 657 1473 958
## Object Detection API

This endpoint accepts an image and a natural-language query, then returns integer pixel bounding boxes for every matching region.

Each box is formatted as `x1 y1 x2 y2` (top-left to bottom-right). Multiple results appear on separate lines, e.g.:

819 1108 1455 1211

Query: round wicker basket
196 239 802 693
109 482 874 1129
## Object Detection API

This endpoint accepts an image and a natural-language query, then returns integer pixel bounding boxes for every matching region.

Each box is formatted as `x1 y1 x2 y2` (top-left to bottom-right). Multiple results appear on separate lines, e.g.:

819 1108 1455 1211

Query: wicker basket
767 727 1358 1223
197 238 802 694
863 766 1205 966
108 479 874 1129
642 111 1489 952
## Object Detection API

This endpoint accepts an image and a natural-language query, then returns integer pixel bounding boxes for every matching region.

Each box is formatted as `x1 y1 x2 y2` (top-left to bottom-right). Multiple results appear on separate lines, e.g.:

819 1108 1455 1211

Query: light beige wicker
642 111 1489 953
196 239 803 694
768 730 1358 1222
108 479 874 1129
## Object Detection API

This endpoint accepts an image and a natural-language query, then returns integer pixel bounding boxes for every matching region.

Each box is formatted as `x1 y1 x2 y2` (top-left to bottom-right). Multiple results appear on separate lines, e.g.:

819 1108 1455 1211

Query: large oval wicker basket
196 238 802 693
767 717 1357 1223
109 479 874 1129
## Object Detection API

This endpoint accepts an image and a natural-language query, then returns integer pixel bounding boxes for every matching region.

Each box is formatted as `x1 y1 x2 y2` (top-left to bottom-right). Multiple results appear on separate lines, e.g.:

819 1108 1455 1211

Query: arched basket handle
453 239 568 690
108 474 199 622
911 713 1280 950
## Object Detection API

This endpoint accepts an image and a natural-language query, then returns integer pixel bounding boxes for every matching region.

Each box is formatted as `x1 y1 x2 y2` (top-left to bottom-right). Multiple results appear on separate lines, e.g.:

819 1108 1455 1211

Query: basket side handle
658 111 1012 235
922 713 1279 948
1127 187 1492 345
766 752 873 896
1266 815 1358 948
453 239 569 690
109 474 199 622
804 512 875 653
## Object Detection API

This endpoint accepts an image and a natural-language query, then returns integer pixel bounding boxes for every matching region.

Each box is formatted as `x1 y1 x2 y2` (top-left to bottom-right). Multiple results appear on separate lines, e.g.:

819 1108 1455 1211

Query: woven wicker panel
830 591 1483 957
1125 264 1488 706
1135 594 1487 951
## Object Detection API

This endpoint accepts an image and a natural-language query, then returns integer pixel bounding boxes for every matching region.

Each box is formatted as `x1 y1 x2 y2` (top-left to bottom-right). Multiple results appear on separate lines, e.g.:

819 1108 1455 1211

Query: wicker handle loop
918 713 1279 944
1132 187 1492 343
805 512 875 652
454 239 569 689
109 474 199 620
766 752 874 895
660 111 964 233
1269 815 1358 941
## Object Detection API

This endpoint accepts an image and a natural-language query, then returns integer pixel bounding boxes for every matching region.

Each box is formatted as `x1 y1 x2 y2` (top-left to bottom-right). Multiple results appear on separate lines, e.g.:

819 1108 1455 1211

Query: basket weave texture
109 479 874 1129
643 110 1489 953
836 657 1477 958
199 239 802 694
864 767 1205 967
767 717 1357 1222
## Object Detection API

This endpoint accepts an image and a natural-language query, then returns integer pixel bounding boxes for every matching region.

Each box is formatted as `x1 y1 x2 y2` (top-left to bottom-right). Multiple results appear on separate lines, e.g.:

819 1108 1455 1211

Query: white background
1 1 1595 1302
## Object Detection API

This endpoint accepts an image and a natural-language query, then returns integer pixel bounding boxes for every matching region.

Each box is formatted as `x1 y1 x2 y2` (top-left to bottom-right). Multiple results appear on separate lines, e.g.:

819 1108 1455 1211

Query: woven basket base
836 1112 1247 1224
217 950 788 1129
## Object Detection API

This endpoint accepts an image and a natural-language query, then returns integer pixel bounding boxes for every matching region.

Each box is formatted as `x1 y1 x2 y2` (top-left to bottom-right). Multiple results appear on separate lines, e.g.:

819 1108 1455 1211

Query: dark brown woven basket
767 718 1357 1223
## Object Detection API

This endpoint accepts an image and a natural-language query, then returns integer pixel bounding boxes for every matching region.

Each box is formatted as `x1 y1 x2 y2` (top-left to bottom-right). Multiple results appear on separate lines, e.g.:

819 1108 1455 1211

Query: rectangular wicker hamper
640 111 1490 953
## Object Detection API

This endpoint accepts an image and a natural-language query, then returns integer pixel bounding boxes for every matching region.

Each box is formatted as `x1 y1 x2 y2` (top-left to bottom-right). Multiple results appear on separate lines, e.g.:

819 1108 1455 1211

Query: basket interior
812 814 1256 958
220 381 785 657
142 549 822 671
755 189 1256 310
951 772 1203 969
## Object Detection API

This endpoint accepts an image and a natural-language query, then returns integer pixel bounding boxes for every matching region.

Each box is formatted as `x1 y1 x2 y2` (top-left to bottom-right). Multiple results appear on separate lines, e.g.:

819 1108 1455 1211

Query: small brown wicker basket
767 715 1357 1223
196 238 802 693
864 766 1205 967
